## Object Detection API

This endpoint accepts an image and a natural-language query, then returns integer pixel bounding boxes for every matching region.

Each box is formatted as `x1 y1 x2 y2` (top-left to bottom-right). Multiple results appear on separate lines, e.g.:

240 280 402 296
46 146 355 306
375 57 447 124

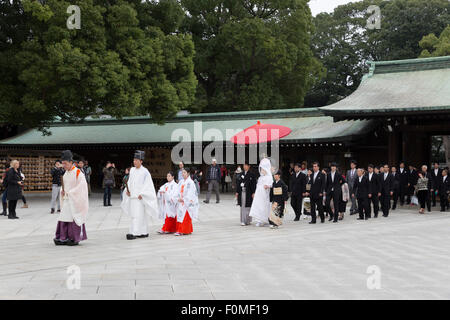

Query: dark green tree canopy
305 0 450 108
0 0 197 132
420 25 450 58
180 0 323 113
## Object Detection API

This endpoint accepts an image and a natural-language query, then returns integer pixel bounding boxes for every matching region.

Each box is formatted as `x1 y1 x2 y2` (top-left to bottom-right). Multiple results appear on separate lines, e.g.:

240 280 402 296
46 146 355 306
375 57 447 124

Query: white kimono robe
157 180 179 220
249 158 273 224
121 166 158 235
176 177 199 223
59 166 89 226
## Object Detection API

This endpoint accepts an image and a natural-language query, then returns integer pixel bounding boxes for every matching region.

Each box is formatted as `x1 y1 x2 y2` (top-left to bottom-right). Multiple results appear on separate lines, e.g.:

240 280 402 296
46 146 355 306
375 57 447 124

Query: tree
419 25 450 57
0 0 197 132
305 0 450 107
181 0 323 113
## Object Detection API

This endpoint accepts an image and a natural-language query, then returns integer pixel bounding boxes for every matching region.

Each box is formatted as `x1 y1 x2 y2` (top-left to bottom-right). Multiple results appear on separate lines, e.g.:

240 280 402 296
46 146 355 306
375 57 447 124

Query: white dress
249 158 273 224
121 166 158 235
176 177 199 223
157 180 179 220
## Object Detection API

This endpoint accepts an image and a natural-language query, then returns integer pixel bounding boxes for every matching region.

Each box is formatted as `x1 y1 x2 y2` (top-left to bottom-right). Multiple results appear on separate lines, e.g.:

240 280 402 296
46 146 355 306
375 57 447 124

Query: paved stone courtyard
0 192 449 300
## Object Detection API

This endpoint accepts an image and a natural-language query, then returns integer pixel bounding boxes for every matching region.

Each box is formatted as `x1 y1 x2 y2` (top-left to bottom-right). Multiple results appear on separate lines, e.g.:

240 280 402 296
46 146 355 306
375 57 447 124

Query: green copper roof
0 108 374 145
320 56 450 117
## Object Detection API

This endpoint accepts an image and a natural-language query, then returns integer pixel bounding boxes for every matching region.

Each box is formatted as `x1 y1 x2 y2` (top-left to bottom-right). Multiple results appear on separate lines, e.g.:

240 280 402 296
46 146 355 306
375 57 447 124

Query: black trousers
406 185 415 204
368 194 379 217
310 197 324 223
392 189 399 209
357 197 370 219
380 192 391 216
8 200 17 218
417 190 431 211
290 193 303 218
103 186 112 205
398 186 407 206
325 192 340 222
431 189 437 206
440 192 449 211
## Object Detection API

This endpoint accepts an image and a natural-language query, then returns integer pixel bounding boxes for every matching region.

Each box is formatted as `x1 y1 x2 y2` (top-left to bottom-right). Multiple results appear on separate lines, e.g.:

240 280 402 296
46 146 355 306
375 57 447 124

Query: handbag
225 175 232 183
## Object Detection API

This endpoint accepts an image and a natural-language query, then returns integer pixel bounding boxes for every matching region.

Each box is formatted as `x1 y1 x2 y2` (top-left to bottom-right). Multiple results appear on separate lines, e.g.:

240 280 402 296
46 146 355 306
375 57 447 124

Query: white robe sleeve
67 170 89 226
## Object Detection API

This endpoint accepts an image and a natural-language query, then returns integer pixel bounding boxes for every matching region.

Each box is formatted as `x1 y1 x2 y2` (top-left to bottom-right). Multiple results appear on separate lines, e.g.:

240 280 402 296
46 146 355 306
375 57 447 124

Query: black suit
431 168 442 206
236 170 257 208
290 172 306 219
391 172 401 210
309 171 325 223
353 175 370 219
438 175 449 211
380 173 394 216
397 168 408 205
325 171 345 222
366 172 380 217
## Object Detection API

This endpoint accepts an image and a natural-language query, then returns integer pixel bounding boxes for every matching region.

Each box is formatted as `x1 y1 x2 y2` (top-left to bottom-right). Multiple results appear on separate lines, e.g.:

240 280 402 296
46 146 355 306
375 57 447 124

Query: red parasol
230 121 292 145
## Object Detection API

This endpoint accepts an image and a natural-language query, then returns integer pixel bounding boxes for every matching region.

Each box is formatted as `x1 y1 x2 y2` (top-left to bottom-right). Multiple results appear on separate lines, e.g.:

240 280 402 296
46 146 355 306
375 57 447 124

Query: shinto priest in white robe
249 158 274 224
121 166 159 236
176 176 199 234
157 179 179 233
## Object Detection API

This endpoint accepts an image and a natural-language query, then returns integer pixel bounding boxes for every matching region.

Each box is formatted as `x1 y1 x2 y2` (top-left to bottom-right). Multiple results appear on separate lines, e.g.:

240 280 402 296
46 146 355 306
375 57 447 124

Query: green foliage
181 0 323 113
305 0 450 107
0 0 197 132
419 25 450 57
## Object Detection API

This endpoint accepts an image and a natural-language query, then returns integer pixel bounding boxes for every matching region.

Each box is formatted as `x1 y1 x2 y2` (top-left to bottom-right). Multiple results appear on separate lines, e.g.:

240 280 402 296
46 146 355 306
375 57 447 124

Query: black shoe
309 221 316 224
57 209 61 213
333 220 338 223
320 220 325 223
203 200 209 204
51 208 55 214
126 234 137 240
108 204 112 206
328 217 333 221
14 216 19 219
136 234 149 238
357 217 364 220
294 217 300 221
382 214 388 217
216 201 220 204
53 239 67 246
349 212 356 216
392 207 396 210
365 217 369 220
0 212 6 216
66 239 79 246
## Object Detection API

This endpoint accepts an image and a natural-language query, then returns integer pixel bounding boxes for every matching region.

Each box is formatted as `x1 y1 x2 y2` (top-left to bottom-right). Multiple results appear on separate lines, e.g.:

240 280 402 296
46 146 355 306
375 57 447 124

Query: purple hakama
55 221 87 243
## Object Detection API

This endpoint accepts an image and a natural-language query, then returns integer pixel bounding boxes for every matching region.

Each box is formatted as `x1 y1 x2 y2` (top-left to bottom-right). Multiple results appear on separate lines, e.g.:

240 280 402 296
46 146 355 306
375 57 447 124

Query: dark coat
325 171 345 196
102 167 117 188
408 169 418 186
290 172 306 197
398 168 409 190
366 172 381 195
236 170 257 208
206 165 221 182
431 168 442 189
5 168 23 201
353 175 370 199
380 173 394 195
391 172 400 192
270 179 289 203
309 171 325 200
437 176 450 198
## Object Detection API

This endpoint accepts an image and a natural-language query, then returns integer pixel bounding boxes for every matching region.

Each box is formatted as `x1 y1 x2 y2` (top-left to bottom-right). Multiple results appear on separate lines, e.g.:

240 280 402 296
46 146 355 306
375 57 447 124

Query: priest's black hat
61 150 73 162
134 150 145 160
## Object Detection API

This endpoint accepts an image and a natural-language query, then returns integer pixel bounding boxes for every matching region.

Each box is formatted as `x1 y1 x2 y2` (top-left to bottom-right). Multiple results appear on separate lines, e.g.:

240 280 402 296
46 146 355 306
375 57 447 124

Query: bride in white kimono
175 168 199 235
249 157 274 227
157 172 179 234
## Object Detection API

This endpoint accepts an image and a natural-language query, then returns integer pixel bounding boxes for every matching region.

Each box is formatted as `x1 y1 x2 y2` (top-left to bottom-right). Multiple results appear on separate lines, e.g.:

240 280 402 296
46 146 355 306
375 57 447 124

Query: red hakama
176 211 193 235
161 216 177 233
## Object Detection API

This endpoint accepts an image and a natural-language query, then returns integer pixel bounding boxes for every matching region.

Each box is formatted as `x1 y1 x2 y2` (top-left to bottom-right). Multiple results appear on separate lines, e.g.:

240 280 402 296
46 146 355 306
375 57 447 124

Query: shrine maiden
175 168 199 236
53 150 88 246
121 150 158 240
249 158 274 227
157 171 179 234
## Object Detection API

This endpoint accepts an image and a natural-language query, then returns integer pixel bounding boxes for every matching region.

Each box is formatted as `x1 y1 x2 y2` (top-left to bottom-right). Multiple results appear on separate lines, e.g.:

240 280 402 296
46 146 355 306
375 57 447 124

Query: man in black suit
430 162 442 207
407 165 418 204
306 162 325 224
380 164 394 217
366 164 380 218
397 162 408 206
391 166 400 210
353 169 370 220
437 169 449 212
290 163 306 221
236 162 257 226
325 162 345 223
